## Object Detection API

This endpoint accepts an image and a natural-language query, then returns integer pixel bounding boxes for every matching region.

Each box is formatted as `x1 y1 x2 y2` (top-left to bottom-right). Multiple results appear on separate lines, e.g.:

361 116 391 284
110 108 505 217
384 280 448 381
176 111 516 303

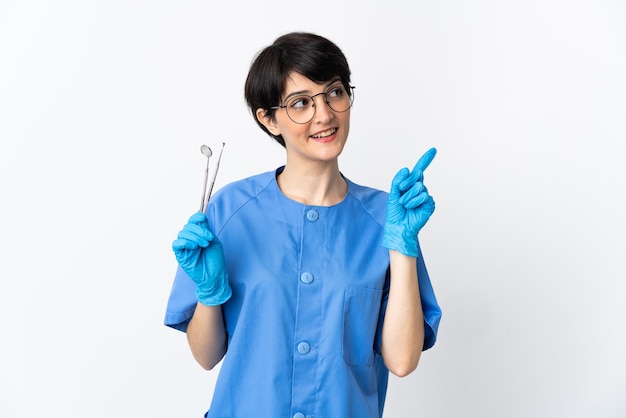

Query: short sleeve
163 265 198 332
417 242 442 350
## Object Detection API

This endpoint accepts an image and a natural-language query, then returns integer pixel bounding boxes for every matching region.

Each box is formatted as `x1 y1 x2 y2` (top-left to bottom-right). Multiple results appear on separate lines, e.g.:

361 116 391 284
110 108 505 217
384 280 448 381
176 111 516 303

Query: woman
165 32 441 418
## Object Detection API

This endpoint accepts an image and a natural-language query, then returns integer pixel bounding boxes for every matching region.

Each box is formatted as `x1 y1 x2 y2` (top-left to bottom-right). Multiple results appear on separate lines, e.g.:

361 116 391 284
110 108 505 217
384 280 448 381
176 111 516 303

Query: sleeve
163 265 198 332
374 270 391 355
416 241 442 351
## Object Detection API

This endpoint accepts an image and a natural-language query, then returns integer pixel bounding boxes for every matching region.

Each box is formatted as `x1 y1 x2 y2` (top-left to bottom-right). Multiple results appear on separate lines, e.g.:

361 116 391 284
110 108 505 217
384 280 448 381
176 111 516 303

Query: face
257 72 351 166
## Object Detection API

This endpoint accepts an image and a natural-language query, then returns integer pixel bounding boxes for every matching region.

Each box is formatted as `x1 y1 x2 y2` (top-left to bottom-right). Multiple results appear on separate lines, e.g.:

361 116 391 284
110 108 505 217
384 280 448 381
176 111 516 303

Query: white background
1 1 625 417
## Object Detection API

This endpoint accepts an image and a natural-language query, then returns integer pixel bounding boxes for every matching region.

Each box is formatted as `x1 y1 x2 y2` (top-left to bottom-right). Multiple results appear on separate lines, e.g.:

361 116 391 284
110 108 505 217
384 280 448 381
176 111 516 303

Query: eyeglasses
271 83 355 124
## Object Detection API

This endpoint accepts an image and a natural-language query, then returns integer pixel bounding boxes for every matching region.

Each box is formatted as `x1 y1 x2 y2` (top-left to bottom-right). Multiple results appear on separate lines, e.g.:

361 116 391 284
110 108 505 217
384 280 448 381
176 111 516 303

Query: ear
256 108 281 136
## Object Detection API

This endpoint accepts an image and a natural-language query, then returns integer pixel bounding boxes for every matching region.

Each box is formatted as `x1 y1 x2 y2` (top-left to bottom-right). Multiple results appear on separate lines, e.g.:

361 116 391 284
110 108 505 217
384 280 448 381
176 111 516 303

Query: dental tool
200 142 226 214
199 145 213 213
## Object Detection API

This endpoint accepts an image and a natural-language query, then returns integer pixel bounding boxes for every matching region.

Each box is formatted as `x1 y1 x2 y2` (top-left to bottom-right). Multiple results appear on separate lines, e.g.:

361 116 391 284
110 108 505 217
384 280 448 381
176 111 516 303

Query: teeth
312 128 336 138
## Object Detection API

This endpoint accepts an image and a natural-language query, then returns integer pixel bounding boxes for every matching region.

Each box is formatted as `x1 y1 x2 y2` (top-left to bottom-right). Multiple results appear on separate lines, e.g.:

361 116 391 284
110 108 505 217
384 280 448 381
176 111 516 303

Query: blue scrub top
165 168 441 418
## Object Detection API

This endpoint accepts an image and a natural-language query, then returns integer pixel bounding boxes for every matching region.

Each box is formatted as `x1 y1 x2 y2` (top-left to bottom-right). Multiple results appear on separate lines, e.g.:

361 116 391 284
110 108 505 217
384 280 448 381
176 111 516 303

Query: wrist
382 223 419 258
196 282 232 306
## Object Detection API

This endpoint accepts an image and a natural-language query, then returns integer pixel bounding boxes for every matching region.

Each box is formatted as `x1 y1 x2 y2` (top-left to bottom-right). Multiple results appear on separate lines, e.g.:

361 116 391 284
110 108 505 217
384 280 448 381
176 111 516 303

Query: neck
277 160 347 206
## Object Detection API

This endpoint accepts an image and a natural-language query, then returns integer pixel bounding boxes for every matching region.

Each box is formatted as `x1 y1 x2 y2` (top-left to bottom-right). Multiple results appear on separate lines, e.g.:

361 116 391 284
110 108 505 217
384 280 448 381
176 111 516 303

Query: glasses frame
270 84 356 124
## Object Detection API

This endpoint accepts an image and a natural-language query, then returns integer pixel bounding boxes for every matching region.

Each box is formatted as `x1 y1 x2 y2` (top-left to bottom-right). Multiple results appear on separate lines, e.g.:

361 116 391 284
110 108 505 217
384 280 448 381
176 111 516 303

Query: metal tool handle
202 142 225 214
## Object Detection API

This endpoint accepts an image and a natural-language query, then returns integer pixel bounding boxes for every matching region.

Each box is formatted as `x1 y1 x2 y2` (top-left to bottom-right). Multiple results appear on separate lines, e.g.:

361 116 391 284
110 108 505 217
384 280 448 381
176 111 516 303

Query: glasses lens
326 85 353 113
286 96 315 124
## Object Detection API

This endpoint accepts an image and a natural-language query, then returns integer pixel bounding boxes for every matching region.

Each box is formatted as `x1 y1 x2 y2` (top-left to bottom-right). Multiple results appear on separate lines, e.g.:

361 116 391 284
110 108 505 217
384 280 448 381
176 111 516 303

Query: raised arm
381 148 436 376
172 212 232 370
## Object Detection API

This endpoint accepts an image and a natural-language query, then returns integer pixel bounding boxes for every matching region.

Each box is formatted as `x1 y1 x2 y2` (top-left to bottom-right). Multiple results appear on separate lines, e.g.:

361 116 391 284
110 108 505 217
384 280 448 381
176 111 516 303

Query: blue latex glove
382 148 437 258
172 212 232 306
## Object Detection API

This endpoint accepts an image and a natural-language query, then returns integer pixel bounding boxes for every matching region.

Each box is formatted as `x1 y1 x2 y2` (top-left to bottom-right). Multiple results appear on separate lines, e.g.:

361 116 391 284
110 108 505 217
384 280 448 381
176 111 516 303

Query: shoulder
213 170 276 202
206 170 277 231
344 177 388 227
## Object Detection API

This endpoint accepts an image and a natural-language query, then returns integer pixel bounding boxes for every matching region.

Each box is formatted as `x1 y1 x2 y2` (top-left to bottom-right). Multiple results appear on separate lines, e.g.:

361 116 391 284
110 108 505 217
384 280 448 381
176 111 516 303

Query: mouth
310 128 337 140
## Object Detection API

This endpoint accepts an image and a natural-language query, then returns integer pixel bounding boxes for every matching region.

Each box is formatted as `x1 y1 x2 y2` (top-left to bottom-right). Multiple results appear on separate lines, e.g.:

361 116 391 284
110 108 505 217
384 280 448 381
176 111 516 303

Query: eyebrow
284 77 343 101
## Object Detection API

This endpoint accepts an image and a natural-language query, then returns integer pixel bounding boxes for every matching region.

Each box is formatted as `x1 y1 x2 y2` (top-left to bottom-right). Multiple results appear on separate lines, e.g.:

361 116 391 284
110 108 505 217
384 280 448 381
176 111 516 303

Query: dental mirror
199 145 212 212
203 142 225 213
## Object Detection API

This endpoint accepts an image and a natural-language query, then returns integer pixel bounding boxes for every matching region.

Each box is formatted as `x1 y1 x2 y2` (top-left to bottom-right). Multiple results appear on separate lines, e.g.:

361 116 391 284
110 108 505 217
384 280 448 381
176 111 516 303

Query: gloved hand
172 212 232 306
382 148 437 258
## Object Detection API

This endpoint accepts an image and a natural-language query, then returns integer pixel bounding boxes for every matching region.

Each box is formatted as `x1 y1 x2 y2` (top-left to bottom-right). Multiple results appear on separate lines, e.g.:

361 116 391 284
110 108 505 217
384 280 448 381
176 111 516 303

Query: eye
288 96 310 109
327 85 345 98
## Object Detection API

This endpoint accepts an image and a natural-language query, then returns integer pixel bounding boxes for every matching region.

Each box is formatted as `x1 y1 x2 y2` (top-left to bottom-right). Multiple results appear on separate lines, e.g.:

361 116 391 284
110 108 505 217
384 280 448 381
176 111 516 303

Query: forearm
381 250 425 377
187 302 228 370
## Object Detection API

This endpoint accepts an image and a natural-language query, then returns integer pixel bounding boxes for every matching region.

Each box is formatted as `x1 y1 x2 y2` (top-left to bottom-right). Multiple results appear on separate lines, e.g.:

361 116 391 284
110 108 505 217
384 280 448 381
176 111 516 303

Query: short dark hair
244 32 352 147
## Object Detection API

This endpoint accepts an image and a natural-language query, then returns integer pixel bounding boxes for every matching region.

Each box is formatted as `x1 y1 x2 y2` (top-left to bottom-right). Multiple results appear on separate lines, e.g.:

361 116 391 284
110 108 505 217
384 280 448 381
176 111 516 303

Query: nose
312 93 333 123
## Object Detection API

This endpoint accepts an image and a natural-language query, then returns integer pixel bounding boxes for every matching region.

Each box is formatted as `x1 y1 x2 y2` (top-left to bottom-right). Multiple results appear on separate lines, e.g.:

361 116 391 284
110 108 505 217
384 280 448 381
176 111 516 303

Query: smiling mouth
311 128 337 139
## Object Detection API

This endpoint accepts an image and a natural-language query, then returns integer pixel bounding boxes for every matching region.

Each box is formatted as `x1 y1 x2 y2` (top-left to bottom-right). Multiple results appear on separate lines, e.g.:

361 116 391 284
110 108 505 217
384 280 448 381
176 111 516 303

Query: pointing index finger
413 147 437 173
399 147 437 191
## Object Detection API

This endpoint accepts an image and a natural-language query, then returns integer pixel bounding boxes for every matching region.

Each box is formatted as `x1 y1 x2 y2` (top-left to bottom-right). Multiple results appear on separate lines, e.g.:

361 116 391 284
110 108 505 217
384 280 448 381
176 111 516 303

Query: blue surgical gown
165 168 441 418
